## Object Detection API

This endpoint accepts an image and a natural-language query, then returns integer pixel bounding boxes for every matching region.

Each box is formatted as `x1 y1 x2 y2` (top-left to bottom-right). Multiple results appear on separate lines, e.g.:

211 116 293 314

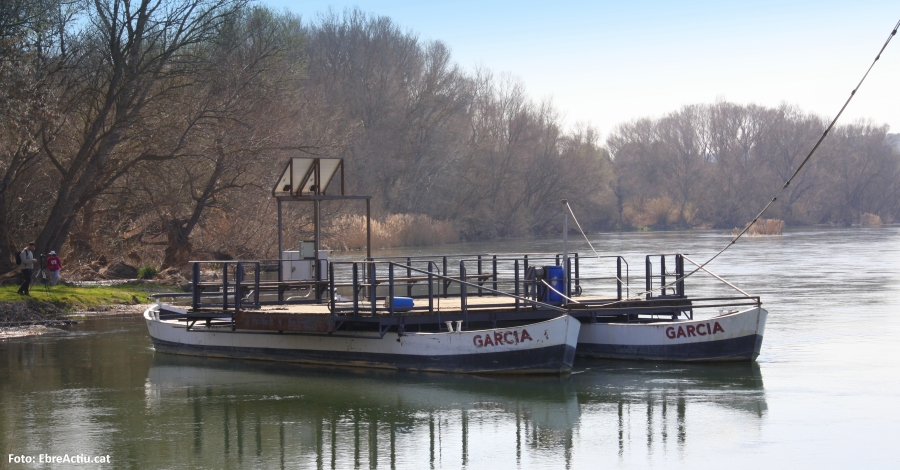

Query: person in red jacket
46 250 62 286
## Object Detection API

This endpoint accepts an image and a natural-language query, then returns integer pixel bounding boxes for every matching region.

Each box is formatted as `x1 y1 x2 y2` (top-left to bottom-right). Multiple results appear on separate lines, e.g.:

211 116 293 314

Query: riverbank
0 283 170 339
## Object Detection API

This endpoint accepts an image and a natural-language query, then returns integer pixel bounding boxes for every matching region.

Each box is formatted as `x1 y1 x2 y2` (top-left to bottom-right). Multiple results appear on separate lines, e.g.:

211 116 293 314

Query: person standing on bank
17 243 35 296
46 250 62 286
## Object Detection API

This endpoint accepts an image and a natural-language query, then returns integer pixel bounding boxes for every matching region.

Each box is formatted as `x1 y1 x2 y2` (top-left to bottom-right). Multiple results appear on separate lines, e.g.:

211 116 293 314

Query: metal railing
167 251 763 330
645 254 685 299
186 252 636 316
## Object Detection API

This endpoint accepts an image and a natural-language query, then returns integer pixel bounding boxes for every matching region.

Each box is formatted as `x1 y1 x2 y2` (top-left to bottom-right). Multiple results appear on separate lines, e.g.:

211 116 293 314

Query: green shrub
137 266 159 279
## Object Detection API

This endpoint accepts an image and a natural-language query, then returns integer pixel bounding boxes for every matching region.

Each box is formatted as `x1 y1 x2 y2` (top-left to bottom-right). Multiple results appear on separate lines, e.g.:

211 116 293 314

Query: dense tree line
1 1 898 273
608 103 900 229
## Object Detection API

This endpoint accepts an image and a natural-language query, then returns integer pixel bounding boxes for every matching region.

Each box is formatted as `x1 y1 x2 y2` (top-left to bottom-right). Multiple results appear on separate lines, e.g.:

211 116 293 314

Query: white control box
281 249 329 281
281 250 310 281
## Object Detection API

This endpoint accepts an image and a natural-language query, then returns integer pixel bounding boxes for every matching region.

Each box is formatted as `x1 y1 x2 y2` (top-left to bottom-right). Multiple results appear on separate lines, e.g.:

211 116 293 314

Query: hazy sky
266 0 900 138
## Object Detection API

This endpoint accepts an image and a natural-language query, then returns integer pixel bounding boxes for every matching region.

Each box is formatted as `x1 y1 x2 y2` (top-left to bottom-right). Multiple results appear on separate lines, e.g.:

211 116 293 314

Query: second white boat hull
576 307 767 362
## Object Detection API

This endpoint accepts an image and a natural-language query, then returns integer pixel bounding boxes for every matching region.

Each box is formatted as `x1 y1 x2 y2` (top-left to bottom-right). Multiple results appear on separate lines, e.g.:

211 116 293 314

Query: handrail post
277 257 284 303
352 263 359 316
617 257 623 300
460 261 467 316
388 263 395 316
314 258 322 303
254 262 261 308
428 261 434 314
574 253 580 296
676 254 685 297
191 262 200 310
492 255 498 292
329 262 336 312
406 257 412 297
370 262 377 317
222 262 229 310
235 262 243 313
659 255 666 295
624 258 630 298
477 255 483 296
645 256 652 300
442 256 448 298
514 259 520 312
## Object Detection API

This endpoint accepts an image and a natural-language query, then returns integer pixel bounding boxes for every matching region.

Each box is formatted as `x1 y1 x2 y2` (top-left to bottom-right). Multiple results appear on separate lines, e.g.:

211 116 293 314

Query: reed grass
733 218 785 236
860 213 882 227
622 197 679 229
325 214 459 251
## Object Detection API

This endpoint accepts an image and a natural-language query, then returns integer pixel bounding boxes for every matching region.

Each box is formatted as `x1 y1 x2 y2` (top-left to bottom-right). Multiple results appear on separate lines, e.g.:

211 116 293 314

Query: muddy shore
0 300 151 339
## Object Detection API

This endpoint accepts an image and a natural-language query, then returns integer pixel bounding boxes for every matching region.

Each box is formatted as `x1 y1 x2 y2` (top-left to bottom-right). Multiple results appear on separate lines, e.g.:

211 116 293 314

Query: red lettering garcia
665 322 724 339
473 329 533 348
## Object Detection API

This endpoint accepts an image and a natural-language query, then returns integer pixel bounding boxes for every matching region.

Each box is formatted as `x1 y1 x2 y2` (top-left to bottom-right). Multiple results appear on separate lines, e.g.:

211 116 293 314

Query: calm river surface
2 227 899 469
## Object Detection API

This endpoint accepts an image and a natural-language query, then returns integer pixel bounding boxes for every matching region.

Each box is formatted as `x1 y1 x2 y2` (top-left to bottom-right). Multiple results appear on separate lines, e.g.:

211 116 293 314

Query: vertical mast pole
277 199 283 282
562 199 568 307
314 198 321 301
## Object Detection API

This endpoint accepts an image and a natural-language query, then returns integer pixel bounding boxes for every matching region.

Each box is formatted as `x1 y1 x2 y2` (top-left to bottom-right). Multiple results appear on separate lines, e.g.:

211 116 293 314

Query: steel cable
567 18 899 306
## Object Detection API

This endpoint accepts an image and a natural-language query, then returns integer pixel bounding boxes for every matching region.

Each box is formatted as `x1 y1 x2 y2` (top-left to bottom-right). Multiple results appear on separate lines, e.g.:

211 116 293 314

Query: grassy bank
0 283 169 312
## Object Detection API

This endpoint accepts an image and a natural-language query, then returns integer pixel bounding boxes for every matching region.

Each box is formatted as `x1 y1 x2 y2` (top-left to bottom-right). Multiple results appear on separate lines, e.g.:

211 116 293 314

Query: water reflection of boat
573 360 767 417
142 355 766 466
146 354 580 430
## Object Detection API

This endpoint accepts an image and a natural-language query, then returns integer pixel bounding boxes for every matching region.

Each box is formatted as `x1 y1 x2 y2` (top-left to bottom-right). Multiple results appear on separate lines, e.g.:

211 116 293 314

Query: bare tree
0 0 76 268
31 0 247 258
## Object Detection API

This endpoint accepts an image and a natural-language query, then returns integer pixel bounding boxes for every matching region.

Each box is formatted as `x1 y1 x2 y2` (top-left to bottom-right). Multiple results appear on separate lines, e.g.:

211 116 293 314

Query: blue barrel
544 265 565 304
387 296 414 311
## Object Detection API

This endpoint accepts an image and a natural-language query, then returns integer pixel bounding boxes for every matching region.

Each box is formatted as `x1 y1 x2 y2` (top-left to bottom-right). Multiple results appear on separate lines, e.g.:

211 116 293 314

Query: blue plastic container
387 296 415 311
544 265 565 304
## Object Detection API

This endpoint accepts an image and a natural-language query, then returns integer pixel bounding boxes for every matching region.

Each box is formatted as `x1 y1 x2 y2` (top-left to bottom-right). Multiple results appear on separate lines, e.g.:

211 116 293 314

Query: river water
2 227 899 469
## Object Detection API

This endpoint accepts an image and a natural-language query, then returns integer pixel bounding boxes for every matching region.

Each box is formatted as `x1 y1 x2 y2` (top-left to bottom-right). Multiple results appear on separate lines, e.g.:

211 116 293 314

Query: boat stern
577 306 767 362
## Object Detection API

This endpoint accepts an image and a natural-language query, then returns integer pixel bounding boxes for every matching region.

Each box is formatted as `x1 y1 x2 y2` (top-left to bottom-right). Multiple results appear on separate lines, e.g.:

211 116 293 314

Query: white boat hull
576 306 767 362
144 308 580 374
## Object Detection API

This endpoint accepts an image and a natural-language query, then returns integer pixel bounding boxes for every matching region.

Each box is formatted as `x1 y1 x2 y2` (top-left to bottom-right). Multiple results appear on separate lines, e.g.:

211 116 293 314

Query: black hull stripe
576 334 763 362
150 338 576 374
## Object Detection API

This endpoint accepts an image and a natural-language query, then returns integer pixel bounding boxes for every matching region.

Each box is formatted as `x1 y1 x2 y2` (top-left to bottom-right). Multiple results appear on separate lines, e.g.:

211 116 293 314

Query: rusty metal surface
235 311 335 332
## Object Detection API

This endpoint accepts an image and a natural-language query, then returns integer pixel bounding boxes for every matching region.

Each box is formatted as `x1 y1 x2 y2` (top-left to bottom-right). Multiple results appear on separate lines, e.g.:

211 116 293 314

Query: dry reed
325 214 459 251
860 213 882 227
733 218 785 236
622 197 679 228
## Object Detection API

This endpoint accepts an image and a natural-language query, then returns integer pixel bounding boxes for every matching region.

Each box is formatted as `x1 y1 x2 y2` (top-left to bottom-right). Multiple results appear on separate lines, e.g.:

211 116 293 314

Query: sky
264 0 900 138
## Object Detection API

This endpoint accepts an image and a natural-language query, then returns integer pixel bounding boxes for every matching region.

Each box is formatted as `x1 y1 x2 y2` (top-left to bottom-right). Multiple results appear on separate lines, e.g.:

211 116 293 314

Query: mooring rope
564 201 626 286
568 18 899 305
540 278 582 304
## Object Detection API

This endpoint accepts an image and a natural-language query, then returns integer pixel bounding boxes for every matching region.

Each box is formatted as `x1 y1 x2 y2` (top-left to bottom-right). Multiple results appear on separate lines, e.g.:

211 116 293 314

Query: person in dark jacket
17 243 35 296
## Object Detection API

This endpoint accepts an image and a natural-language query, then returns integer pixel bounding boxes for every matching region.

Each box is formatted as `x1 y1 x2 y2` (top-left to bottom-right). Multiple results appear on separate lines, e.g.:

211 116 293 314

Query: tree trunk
0 190 14 272
163 219 193 269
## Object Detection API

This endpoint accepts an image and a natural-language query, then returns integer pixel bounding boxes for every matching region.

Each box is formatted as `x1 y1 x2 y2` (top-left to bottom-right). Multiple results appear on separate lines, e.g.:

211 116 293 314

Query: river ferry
145 157 581 374
145 157 766 372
